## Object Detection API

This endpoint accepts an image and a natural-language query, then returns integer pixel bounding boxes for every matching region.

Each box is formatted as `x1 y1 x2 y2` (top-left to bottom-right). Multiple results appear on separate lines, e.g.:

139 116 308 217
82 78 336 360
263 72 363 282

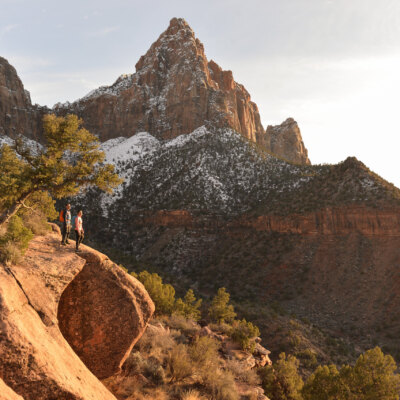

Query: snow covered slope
92 126 386 217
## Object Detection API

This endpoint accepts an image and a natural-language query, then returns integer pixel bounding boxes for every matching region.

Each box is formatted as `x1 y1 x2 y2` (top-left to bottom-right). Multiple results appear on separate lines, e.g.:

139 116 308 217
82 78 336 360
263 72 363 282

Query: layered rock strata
0 229 154 400
0 56 45 140
55 18 265 144
132 206 400 237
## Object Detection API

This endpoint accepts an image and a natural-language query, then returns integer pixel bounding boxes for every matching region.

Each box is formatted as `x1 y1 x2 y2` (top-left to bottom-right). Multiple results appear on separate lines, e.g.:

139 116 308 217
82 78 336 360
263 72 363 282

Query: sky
1 0 400 186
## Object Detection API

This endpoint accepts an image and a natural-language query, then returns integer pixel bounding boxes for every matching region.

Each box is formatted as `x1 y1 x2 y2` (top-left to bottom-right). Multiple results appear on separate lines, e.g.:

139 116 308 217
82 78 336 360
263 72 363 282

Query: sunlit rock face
54 18 265 144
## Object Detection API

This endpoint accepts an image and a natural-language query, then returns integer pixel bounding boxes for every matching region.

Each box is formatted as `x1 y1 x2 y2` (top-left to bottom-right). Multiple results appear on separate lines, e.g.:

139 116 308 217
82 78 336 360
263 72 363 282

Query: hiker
74 210 84 252
60 203 72 245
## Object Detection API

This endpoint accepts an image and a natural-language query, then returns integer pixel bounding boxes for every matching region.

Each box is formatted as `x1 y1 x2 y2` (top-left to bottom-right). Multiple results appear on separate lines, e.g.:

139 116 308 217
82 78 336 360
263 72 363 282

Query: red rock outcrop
55 18 265 144
237 205 400 236
0 230 154 399
0 379 23 400
264 118 310 164
58 249 154 379
132 205 400 236
0 56 46 140
0 19 311 165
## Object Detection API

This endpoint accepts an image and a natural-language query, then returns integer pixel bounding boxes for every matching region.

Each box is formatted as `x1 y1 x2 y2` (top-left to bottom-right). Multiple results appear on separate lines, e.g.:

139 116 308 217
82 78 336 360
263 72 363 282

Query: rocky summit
54 18 265 144
0 18 310 165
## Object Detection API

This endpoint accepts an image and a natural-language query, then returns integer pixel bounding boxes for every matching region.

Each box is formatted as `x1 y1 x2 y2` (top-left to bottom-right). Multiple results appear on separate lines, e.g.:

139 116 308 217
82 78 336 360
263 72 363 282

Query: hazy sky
1 0 400 186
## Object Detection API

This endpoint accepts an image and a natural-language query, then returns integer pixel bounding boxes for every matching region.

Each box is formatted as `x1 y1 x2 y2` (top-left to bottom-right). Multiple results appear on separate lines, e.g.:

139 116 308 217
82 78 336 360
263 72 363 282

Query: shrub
0 241 22 265
180 389 206 400
166 344 193 382
350 347 400 399
123 351 145 375
202 368 239 400
189 336 220 370
226 359 261 385
2 215 33 251
302 364 342 400
164 314 200 336
0 215 33 264
136 324 175 363
23 211 50 235
143 357 165 385
230 318 260 352
208 287 236 324
303 347 400 400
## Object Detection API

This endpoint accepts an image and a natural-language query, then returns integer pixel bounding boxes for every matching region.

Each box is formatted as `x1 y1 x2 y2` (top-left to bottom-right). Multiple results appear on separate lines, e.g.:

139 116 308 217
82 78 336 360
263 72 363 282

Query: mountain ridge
0 17 310 165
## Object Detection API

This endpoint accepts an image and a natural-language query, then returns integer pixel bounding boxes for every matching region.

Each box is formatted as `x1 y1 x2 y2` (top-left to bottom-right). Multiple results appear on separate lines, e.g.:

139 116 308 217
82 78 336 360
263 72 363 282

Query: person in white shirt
74 210 84 252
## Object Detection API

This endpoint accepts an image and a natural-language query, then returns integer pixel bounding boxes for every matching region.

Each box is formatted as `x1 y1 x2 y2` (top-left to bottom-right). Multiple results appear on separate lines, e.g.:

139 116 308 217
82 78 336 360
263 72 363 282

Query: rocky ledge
0 226 154 400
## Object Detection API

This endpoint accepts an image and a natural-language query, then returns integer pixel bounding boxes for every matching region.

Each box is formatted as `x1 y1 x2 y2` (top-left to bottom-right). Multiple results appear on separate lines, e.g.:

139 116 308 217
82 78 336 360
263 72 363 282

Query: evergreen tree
261 353 304 400
0 114 122 227
302 364 347 400
134 270 176 315
302 347 400 400
208 287 236 324
175 289 202 321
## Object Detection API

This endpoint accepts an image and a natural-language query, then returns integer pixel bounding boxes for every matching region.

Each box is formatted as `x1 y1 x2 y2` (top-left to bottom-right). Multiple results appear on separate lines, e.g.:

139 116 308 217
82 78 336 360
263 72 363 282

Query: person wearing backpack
74 210 84 252
60 203 72 246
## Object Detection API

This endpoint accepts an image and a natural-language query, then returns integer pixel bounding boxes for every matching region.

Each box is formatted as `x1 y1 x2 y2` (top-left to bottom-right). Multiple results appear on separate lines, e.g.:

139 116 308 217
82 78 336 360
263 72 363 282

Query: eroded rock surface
0 56 46 140
58 249 154 379
265 118 310 165
0 230 154 400
55 18 265 144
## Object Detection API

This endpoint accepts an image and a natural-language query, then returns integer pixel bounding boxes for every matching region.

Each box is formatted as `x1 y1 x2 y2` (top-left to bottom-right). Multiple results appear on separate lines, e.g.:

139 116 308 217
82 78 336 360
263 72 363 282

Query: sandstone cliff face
264 118 310 165
131 205 400 236
55 18 265 144
0 379 23 400
0 56 45 140
0 229 154 400
0 19 311 165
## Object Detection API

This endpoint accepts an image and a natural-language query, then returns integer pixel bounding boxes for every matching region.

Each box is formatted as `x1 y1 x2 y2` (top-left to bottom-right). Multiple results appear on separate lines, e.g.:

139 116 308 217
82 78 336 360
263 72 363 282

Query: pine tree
208 287 236 324
175 289 202 321
261 353 304 400
0 114 122 227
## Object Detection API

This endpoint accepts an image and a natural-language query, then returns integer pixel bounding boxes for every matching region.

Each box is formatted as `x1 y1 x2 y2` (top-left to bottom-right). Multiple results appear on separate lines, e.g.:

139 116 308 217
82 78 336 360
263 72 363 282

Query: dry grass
179 389 207 400
225 359 261 386
166 343 193 382
136 323 176 363
23 212 50 235
0 241 22 265
164 314 201 336
201 368 239 400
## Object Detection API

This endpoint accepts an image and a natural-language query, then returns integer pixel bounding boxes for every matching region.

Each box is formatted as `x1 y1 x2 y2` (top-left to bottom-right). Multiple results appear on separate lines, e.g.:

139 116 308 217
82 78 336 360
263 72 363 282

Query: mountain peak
135 17 204 73
53 18 267 145
0 18 310 165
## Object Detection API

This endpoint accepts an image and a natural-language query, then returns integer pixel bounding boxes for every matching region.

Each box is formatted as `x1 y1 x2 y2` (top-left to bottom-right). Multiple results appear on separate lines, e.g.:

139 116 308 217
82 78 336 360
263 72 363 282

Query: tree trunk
0 192 33 229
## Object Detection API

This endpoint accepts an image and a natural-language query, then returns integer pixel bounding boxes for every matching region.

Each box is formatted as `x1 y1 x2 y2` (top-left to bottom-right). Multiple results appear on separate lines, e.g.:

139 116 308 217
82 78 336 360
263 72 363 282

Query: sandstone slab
0 232 154 399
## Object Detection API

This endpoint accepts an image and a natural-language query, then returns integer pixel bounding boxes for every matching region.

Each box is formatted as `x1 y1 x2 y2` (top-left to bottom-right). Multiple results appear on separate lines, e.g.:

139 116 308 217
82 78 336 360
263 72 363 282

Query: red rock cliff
55 18 265 144
0 229 154 400
0 56 46 141
264 118 310 165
